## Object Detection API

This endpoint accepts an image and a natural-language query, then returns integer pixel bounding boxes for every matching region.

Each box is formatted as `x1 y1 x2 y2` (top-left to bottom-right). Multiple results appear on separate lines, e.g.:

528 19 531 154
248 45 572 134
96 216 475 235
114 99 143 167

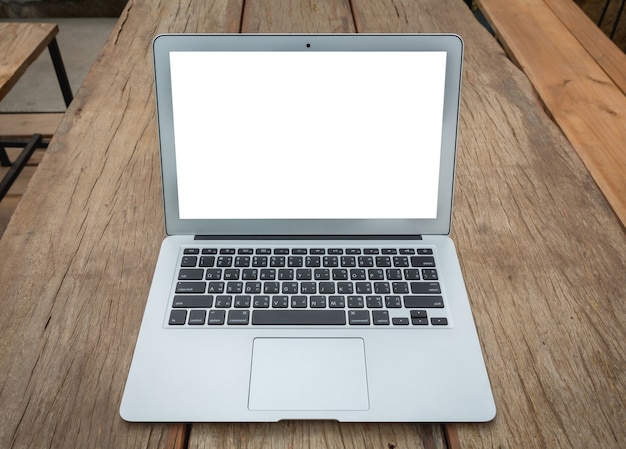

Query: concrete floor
0 18 117 113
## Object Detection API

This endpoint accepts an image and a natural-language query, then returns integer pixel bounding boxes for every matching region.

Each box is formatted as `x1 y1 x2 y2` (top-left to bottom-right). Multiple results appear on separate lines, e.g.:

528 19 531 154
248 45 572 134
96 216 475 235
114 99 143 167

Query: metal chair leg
0 135 44 201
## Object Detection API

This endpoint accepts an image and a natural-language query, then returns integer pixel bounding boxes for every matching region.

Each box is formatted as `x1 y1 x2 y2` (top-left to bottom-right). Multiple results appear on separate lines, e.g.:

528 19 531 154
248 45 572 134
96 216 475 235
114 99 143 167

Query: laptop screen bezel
152 33 463 236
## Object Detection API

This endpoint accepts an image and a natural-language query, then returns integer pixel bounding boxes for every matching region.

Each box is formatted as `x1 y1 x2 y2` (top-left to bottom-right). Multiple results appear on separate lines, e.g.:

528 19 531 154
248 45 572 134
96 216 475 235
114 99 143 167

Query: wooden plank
0 113 64 138
352 0 626 448
0 1 242 449
191 422 446 449
0 23 58 101
475 0 626 226
544 0 626 96
190 1 442 448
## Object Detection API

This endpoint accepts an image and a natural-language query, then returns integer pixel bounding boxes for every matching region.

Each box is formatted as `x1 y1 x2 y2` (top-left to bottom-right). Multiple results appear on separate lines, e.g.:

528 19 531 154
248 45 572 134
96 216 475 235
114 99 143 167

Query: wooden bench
0 22 73 205
474 0 626 226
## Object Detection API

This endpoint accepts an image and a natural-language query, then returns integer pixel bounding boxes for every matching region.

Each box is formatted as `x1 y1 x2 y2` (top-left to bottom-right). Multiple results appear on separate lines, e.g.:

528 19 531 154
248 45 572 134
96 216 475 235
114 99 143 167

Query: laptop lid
152 34 463 237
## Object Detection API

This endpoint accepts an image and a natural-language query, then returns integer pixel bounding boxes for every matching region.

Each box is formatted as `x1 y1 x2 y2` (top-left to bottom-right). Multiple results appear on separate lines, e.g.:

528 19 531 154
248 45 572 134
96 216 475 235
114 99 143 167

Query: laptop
120 33 496 422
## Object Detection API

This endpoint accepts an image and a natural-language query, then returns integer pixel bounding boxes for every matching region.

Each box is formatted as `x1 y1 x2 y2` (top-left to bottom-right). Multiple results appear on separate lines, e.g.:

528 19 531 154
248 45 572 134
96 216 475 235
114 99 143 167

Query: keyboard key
411 256 436 267
400 248 415 254
202 248 218 254
328 248 343 255
332 269 348 280
188 310 206 325
253 310 346 325
368 269 384 280
224 269 239 280
310 248 325 255
184 248 200 255
282 282 298 294
274 248 289 255
404 269 421 280
272 296 289 308
350 269 367 280
181 256 197 267
375 256 391 267
207 281 225 293
355 282 372 294
314 269 330 280
217 256 233 267
175 282 206 294
417 248 433 255
392 317 409 325
235 256 250 267
252 256 268 267
305 256 321 267
234 295 251 308
242 269 258 280
208 310 226 325
374 282 390 294
358 256 374 267
288 256 303 267
270 256 286 267
278 269 294 280
238 248 253 254
348 296 364 308
296 269 312 280
393 256 409 267
372 310 390 325
199 256 215 267
341 256 356 267
264 282 280 294
366 296 383 308
386 269 403 280
300 282 316 294
220 248 236 254
410 282 441 294
337 282 353 294
431 317 448 326
392 282 409 294
178 269 204 280
245 282 262 294
215 295 232 308
291 296 307 308
169 310 187 325
385 296 402 308
329 296 346 308
226 281 243 294
172 295 213 308
228 310 250 325
410 310 427 318
292 248 307 255
348 310 370 325
404 296 444 308
319 282 335 294
323 256 339 267
260 269 276 280
412 317 429 325
256 248 271 254
253 295 270 308
382 248 397 254
364 248 379 254
422 269 439 280
205 269 222 280
310 296 327 308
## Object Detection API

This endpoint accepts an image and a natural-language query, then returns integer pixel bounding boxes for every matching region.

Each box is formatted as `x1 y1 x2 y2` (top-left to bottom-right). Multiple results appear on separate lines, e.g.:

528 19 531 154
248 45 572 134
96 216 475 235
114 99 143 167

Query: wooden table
0 1 624 448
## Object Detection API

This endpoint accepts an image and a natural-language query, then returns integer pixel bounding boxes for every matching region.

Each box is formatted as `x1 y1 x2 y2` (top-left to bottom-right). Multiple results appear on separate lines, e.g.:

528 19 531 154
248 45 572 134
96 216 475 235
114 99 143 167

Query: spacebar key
252 310 346 325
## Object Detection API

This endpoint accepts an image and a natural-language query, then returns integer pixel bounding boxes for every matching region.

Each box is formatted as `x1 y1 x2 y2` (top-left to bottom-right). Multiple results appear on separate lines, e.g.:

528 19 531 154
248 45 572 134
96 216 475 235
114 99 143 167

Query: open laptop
120 33 496 422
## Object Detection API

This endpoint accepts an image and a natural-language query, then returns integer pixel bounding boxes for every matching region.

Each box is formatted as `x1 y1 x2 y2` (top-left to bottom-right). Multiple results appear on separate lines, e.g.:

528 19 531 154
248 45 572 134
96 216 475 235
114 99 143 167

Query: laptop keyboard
168 246 450 328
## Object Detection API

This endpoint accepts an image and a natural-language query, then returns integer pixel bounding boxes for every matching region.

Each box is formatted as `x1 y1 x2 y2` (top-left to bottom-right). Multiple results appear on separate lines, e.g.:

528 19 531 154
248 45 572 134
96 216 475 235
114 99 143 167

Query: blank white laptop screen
169 51 447 220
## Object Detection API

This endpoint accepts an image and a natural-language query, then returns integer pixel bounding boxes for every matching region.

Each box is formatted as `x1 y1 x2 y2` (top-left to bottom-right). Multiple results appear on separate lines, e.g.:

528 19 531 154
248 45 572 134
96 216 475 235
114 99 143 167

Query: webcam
306 43 311 48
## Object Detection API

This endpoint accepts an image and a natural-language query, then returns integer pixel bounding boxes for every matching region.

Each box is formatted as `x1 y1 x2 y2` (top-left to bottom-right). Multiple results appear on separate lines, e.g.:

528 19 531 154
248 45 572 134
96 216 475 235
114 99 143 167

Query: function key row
183 247 434 256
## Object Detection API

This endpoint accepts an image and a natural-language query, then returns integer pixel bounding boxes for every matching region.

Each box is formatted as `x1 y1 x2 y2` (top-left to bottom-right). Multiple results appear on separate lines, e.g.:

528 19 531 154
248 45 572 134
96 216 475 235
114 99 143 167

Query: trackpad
248 338 369 411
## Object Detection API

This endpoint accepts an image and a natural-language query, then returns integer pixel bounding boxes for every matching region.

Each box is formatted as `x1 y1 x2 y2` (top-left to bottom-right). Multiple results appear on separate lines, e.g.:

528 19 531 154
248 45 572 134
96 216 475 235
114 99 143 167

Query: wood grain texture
476 0 626 226
544 0 626 96
0 1 624 449
0 1 241 448
191 422 446 449
0 23 58 101
0 112 63 138
355 0 626 447
189 1 442 448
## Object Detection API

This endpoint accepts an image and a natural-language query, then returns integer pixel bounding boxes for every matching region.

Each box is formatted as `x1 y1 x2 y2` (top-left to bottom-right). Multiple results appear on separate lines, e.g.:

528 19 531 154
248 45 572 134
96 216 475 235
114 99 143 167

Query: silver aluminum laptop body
120 34 496 422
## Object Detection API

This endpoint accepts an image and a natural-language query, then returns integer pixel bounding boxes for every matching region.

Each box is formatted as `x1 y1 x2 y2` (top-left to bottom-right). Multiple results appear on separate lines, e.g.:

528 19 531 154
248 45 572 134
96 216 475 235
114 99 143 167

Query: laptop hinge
194 235 423 240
